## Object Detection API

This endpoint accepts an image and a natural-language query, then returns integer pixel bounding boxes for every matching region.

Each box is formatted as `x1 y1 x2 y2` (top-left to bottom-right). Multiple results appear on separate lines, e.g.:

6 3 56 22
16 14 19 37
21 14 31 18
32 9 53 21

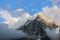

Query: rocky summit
15 14 60 40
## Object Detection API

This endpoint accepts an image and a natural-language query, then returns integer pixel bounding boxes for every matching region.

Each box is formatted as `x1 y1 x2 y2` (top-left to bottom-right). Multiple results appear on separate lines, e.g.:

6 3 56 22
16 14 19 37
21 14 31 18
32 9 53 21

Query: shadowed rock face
18 17 46 36
16 14 59 40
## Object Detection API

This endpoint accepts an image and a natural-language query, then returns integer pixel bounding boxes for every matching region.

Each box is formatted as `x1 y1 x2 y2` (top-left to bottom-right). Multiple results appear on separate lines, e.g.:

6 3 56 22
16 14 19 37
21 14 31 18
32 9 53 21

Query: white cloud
15 9 24 12
10 9 31 29
45 28 59 40
0 9 31 39
0 6 60 27
0 6 60 40
0 10 19 28
36 6 60 26
0 9 36 39
51 0 60 6
0 10 12 21
12 13 31 29
14 9 26 17
12 6 60 29
0 23 28 39
0 9 31 29
11 9 38 29
34 6 60 40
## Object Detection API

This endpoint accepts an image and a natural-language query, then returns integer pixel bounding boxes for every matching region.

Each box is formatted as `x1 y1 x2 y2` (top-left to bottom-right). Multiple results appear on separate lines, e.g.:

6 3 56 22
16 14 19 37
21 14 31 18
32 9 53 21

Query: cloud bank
0 23 28 39
37 6 60 26
0 5 60 40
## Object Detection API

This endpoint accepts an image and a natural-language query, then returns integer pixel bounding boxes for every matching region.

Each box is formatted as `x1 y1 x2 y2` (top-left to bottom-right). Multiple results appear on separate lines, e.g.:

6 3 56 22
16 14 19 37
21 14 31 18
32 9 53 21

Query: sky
0 0 52 14
0 0 60 22
0 0 60 39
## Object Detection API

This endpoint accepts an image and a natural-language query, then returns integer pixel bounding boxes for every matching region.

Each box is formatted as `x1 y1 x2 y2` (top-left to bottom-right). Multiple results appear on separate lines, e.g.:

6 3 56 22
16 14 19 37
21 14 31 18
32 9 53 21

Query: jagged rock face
17 14 59 40
18 14 58 33
18 17 46 36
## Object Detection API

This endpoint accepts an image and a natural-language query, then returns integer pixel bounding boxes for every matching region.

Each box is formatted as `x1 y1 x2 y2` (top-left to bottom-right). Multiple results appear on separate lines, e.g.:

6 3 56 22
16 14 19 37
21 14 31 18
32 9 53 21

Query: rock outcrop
17 14 59 40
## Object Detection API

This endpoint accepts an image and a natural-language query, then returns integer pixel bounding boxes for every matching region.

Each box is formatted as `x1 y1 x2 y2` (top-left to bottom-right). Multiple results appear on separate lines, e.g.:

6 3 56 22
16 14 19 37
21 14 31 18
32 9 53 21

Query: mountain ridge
17 14 59 40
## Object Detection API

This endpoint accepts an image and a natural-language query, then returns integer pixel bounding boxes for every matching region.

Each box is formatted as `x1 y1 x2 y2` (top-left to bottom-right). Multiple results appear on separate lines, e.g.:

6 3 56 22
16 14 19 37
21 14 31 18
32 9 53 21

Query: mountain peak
36 14 53 24
17 13 59 40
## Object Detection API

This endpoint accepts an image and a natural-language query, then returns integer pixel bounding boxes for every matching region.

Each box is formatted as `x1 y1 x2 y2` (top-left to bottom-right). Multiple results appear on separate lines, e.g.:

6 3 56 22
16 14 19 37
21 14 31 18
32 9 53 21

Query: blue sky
0 0 58 22
0 0 52 15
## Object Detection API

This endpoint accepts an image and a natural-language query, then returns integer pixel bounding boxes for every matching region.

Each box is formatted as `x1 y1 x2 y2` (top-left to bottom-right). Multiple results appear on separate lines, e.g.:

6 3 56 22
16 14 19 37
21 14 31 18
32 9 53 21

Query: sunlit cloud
36 6 60 26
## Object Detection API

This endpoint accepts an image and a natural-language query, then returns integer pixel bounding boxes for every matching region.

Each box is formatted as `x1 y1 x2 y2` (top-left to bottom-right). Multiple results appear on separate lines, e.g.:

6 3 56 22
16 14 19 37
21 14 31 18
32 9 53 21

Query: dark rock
17 15 58 40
